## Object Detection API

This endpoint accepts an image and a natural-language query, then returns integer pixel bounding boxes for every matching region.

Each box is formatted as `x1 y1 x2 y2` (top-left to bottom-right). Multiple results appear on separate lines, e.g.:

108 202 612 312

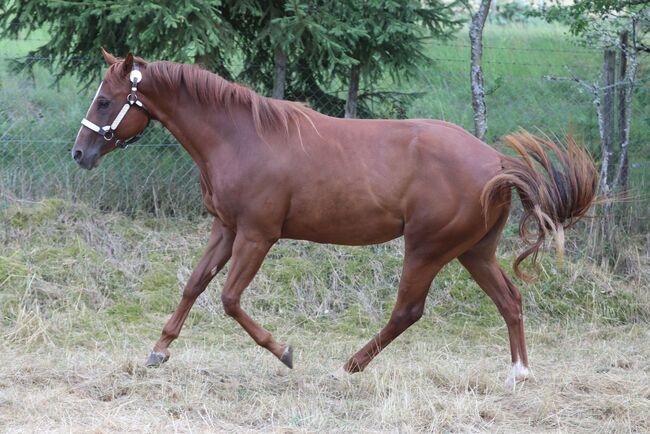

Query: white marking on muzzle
74 81 103 147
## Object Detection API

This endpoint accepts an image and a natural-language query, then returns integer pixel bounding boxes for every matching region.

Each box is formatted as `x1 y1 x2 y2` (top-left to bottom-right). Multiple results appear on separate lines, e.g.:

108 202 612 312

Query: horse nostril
73 150 83 162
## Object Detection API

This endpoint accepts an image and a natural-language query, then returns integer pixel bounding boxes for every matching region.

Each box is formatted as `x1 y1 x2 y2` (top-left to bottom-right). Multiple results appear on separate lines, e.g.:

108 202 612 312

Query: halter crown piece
80 63 148 149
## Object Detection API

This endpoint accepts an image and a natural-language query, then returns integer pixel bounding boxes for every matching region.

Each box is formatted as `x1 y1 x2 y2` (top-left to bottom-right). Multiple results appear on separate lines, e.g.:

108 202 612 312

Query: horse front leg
146 219 235 367
220 234 293 367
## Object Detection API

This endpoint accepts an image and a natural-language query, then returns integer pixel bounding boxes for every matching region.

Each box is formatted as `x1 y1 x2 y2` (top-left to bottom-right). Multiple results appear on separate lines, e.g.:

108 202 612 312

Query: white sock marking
505 360 530 388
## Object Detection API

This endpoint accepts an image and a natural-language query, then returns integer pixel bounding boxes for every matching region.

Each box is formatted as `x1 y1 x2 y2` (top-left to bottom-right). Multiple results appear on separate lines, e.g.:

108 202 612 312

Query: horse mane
107 60 312 136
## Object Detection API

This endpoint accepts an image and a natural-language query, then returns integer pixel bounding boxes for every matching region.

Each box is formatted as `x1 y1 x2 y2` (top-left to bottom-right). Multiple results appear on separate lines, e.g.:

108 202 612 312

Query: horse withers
72 49 597 386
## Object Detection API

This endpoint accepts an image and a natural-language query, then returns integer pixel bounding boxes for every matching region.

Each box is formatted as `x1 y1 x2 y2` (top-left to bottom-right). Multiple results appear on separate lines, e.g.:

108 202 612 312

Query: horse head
72 48 150 169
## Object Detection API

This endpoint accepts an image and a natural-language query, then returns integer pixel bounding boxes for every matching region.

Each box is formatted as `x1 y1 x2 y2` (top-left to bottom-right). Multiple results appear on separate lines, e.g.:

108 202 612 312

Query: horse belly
281 200 404 245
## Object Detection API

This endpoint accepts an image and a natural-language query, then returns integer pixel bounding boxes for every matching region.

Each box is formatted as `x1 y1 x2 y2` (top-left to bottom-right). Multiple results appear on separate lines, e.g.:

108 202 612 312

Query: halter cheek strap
81 63 149 149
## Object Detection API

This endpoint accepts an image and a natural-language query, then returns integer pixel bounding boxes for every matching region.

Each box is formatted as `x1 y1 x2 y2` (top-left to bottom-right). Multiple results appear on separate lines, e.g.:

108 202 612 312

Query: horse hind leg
343 244 443 373
500 267 529 383
458 250 530 387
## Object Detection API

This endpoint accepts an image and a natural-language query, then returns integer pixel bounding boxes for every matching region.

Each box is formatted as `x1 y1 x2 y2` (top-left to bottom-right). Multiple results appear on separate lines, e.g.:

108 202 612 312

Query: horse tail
481 130 598 280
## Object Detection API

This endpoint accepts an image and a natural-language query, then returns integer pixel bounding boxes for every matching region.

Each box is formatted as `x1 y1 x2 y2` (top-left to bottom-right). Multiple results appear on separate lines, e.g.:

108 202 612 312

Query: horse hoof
280 346 293 369
343 359 362 374
145 351 169 368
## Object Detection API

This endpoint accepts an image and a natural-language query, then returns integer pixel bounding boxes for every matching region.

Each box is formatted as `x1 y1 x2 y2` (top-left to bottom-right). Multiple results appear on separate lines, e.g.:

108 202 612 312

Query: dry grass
1 323 648 433
1 199 649 433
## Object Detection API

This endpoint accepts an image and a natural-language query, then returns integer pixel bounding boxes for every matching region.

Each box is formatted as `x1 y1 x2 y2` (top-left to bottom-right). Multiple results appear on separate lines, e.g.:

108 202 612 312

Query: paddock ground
1 200 648 432
1 321 649 432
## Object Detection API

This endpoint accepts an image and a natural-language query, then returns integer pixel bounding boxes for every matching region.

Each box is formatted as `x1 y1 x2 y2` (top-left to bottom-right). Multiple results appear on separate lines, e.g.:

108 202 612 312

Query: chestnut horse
72 50 597 386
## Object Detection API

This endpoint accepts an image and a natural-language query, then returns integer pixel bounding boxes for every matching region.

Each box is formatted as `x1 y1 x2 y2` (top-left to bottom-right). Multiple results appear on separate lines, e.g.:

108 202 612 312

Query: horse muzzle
72 147 100 170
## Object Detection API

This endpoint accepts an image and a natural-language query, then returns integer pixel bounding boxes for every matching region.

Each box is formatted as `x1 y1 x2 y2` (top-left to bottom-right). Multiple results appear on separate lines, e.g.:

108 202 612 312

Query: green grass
1 199 647 343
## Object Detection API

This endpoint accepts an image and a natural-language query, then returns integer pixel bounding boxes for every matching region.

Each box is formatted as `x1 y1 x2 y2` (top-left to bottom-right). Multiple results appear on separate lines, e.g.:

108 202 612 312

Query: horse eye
97 100 110 109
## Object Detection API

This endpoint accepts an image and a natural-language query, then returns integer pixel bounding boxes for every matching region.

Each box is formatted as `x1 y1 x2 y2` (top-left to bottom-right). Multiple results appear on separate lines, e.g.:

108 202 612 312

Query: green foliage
224 0 353 113
324 0 463 116
0 0 236 82
331 0 462 82
540 0 650 38
0 0 464 116
139 268 180 313
491 1 536 25
106 302 146 324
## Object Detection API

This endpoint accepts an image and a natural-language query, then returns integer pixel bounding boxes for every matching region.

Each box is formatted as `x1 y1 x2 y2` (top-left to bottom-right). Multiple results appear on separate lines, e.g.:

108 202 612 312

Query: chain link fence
1 48 648 217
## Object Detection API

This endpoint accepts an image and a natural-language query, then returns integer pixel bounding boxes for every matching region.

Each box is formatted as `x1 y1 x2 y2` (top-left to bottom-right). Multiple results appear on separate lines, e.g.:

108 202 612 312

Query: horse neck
140 77 260 174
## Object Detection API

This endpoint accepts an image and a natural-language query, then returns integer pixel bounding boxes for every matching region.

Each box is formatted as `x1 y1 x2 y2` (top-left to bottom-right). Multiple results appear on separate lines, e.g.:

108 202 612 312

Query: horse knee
162 325 179 340
221 293 239 316
408 304 425 324
182 283 201 299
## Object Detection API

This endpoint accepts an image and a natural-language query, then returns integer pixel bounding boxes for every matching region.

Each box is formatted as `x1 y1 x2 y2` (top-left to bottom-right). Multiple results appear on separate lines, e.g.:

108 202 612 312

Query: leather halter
80 63 150 149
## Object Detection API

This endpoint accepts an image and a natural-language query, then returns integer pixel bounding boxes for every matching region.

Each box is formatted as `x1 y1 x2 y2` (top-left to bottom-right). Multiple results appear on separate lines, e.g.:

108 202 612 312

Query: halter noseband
81 63 149 149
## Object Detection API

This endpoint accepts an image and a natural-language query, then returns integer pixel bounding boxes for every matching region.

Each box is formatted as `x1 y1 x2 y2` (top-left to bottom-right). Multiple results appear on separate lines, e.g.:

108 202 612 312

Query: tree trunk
194 54 210 68
345 64 360 119
616 31 629 191
600 48 616 192
272 48 287 100
469 0 492 141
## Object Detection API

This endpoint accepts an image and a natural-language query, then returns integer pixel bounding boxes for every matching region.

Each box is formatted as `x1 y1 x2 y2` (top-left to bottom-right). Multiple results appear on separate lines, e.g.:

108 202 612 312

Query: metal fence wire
1 52 647 216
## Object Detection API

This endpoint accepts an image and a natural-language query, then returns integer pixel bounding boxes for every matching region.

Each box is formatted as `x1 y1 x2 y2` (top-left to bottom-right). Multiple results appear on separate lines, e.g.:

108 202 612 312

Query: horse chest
199 173 236 227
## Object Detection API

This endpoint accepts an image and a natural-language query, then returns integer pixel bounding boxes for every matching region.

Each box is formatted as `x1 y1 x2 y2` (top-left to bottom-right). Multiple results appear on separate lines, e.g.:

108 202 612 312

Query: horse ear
100 47 118 65
122 52 134 75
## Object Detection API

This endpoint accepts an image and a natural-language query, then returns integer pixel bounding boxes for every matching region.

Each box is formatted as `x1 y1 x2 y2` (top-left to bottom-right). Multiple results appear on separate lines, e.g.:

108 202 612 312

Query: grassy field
0 199 649 432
